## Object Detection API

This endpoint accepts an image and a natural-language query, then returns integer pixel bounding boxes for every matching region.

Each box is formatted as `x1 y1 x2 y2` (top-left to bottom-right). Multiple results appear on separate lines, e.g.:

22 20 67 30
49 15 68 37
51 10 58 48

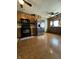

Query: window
40 22 45 28
50 20 60 27
54 20 59 27
50 21 53 26
37 21 45 28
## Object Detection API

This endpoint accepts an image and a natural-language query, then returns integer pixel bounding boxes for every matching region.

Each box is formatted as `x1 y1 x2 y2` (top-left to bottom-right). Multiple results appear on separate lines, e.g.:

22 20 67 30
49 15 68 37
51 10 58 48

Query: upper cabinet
17 11 41 23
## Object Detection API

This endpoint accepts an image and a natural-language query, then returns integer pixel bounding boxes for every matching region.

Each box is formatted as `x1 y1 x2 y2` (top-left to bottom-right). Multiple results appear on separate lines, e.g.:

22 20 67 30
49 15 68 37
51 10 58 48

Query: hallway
17 33 61 59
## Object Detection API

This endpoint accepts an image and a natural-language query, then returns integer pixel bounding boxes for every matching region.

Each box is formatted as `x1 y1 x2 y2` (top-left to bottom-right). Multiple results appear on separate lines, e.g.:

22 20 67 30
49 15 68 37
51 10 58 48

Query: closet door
21 19 31 38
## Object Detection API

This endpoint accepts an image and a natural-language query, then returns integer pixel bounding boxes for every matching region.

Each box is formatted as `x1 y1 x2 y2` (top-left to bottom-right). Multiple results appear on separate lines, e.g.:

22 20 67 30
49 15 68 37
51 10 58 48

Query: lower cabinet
17 28 21 38
47 27 61 35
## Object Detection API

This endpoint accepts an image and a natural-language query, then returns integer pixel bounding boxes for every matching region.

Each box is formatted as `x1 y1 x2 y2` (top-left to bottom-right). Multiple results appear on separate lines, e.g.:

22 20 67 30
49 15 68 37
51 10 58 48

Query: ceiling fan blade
23 0 32 7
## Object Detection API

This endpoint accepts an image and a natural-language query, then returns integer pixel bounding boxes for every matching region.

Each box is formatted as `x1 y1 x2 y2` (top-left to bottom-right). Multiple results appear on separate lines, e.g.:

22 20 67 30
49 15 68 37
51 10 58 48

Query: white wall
44 19 48 32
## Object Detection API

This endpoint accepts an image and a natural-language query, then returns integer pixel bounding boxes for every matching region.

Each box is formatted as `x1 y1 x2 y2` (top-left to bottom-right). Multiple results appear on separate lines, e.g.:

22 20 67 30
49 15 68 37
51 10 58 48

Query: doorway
21 19 31 38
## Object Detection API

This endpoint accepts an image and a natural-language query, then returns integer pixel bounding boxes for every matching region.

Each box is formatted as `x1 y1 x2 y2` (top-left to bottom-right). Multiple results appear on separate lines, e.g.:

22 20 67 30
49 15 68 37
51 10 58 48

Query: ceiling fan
47 12 60 15
46 12 60 17
18 0 32 8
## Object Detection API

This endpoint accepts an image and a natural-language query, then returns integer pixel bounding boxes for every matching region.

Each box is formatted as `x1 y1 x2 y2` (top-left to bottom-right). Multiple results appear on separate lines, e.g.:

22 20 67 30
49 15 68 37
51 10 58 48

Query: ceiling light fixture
18 0 24 8
18 0 24 5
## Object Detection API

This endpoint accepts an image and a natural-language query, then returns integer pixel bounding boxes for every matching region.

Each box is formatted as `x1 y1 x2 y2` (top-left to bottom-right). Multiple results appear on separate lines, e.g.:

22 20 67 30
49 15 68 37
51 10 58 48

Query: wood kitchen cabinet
17 26 21 38
17 11 41 38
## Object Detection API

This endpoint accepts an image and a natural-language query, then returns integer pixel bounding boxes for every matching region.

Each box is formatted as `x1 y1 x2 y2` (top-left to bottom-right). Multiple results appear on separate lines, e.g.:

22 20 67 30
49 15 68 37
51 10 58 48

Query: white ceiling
17 0 61 18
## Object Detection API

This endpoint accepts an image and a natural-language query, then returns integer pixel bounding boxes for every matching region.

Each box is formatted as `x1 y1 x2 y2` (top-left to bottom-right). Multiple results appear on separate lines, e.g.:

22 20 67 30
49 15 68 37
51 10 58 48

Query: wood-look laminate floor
17 33 61 59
